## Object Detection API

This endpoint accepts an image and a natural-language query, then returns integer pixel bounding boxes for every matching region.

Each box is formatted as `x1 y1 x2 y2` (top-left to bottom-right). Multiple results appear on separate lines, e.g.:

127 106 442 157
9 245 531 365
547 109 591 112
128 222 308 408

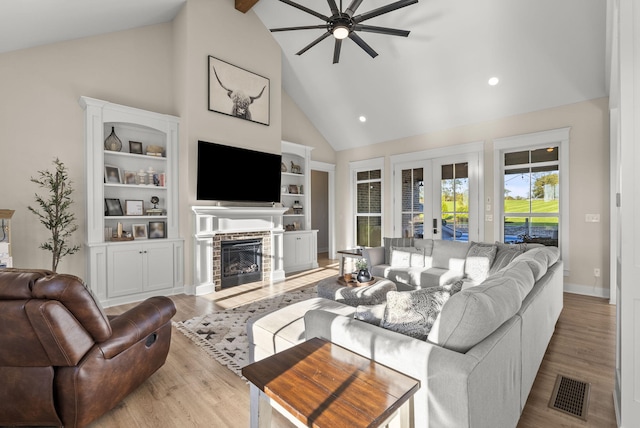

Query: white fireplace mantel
191 206 288 295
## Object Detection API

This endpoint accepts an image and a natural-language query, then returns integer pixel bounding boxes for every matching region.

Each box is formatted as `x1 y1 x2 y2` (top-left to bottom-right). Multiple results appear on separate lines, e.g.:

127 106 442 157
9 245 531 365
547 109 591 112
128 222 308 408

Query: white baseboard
564 282 610 299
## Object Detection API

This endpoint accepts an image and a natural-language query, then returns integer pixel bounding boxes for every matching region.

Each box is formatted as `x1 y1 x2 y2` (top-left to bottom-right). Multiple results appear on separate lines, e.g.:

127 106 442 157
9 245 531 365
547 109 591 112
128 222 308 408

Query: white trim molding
310 160 336 258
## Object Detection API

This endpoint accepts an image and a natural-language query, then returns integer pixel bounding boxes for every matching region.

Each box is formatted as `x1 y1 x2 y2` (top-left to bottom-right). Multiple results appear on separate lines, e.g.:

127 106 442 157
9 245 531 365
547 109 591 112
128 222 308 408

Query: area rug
173 286 317 377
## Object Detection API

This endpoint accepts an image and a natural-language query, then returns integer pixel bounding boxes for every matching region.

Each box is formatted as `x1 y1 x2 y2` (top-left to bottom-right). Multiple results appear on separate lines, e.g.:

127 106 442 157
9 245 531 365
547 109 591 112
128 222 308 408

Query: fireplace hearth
221 239 262 288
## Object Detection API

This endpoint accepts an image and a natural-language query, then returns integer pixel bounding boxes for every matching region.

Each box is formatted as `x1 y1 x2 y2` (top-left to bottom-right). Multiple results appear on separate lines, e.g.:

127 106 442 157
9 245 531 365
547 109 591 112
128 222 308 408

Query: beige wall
173 0 283 287
281 91 335 164
0 23 175 275
335 97 610 295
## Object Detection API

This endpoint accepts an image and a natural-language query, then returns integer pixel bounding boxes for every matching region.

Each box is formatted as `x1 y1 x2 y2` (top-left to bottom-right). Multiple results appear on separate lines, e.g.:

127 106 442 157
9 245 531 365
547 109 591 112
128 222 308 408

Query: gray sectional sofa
247 242 563 428
363 237 544 291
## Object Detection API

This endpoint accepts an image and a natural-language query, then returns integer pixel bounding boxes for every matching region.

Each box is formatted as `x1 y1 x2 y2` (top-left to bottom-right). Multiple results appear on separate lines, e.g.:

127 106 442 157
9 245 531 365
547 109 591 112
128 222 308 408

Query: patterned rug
173 286 317 377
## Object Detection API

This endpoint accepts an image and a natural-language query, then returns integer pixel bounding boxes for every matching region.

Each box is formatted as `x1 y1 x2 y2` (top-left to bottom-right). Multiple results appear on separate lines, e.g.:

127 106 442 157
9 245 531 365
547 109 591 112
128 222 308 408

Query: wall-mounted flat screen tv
197 140 282 203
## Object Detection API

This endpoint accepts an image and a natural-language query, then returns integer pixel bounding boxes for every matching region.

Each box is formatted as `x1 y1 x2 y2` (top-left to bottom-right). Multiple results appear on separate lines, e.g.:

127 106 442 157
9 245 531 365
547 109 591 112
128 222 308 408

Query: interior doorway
310 161 336 259
311 170 329 253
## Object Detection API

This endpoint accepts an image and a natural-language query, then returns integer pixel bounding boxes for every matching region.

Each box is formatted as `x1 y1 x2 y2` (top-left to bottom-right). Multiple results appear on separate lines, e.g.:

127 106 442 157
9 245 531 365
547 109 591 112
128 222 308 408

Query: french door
395 153 479 242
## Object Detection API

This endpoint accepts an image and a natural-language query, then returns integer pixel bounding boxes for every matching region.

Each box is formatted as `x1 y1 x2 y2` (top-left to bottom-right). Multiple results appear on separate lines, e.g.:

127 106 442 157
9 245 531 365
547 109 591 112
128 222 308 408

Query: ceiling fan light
333 25 349 40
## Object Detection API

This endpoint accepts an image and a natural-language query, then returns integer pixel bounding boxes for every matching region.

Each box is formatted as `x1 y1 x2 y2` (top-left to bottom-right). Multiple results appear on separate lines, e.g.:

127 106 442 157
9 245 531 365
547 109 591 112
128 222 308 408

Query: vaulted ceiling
251 0 607 151
0 0 607 152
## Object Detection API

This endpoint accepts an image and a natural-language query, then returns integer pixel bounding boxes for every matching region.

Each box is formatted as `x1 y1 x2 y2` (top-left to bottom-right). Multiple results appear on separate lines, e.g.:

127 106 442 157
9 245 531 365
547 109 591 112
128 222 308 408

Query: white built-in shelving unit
80 96 184 307
281 141 318 273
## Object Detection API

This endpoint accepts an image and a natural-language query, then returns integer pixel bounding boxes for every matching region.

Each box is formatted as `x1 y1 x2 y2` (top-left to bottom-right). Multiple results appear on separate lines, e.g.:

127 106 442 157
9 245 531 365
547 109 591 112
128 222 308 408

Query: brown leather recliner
0 268 177 427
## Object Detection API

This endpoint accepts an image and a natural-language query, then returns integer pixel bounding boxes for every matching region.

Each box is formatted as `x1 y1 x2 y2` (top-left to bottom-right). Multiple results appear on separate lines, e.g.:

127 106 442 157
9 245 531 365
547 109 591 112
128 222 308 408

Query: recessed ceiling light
488 77 500 86
359 116 367 122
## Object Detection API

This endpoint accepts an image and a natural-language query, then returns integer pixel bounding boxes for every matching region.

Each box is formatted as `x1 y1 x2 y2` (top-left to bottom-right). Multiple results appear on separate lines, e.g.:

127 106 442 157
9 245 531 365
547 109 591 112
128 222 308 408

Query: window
400 168 424 238
351 159 383 247
494 128 569 268
440 162 469 241
503 148 559 245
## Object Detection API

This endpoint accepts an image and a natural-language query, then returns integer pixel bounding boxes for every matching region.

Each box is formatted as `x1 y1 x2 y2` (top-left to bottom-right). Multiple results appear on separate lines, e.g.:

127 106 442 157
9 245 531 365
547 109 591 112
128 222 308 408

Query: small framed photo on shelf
149 221 166 239
132 224 148 239
129 141 143 154
105 198 123 216
104 165 121 184
125 200 144 216
123 171 137 185
288 184 299 194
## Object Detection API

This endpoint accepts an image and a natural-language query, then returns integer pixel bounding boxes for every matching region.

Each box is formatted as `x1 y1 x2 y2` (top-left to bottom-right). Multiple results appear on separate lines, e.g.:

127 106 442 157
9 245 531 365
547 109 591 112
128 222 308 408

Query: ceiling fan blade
344 0 365 17
333 39 342 64
354 24 410 37
296 32 332 56
349 32 378 58
327 0 340 16
271 25 328 33
353 0 418 23
277 0 330 21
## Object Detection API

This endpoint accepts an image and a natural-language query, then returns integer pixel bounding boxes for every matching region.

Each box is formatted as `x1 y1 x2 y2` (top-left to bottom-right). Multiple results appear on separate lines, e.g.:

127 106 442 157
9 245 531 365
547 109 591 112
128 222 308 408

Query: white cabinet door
283 233 298 270
107 245 144 297
283 231 318 273
107 242 175 299
295 232 313 265
144 242 174 291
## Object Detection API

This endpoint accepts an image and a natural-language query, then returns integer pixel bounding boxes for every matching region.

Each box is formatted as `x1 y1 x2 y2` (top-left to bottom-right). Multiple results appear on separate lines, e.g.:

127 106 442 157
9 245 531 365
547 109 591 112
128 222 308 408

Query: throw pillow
488 243 524 275
390 247 425 268
384 237 414 264
354 303 387 325
380 281 463 340
465 242 497 284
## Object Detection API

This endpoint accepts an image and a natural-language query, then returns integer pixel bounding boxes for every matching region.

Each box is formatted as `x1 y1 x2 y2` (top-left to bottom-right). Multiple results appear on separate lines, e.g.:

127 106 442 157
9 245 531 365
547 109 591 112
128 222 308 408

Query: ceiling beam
235 0 260 13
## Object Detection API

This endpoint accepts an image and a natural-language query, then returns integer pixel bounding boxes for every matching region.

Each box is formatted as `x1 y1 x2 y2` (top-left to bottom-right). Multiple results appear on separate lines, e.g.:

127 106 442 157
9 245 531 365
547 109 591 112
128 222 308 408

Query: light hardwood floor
95 254 617 428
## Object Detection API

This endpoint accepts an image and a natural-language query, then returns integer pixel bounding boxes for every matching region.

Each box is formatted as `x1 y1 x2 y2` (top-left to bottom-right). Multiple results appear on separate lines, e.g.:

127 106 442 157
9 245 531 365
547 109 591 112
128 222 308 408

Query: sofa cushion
390 246 425 268
464 242 497 284
431 240 470 271
383 237 414 264
380 281 463 340
428 270 533 352
511 247 561 280
489 243 524 275
417 268 464 288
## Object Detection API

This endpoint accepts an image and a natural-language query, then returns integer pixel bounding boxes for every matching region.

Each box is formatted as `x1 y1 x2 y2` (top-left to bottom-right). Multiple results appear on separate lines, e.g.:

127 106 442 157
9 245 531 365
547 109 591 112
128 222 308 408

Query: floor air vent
548 374 590 420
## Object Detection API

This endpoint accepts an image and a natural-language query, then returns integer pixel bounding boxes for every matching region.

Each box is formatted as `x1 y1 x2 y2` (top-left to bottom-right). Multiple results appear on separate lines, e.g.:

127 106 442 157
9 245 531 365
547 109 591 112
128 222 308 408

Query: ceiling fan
270 0 418 64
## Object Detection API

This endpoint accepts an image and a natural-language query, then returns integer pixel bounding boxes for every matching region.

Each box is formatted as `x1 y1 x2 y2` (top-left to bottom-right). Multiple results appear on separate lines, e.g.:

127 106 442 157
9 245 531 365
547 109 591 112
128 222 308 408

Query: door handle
433 218 438 234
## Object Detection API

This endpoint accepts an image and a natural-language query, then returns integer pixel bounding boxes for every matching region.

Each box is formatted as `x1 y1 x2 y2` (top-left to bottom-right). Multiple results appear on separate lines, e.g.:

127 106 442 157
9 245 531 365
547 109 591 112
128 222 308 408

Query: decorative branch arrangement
28 158 80 272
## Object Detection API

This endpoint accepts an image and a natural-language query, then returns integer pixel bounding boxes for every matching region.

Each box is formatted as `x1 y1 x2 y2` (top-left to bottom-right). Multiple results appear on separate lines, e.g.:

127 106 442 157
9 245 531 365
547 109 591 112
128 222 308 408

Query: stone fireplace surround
192 206 287 295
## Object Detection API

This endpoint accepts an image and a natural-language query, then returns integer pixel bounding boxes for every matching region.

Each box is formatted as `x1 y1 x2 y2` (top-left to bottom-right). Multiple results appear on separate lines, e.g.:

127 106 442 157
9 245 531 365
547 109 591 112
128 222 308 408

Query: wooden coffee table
242 337 419 428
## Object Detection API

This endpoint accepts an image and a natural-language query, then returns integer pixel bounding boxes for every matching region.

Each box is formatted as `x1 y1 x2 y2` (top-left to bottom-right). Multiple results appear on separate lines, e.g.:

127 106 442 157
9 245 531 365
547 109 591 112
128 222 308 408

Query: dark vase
104 126 122 152
357 269 371 283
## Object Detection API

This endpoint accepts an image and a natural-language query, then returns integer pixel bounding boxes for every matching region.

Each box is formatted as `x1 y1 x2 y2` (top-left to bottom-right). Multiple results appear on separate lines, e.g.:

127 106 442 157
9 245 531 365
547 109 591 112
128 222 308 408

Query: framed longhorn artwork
208 56 270 126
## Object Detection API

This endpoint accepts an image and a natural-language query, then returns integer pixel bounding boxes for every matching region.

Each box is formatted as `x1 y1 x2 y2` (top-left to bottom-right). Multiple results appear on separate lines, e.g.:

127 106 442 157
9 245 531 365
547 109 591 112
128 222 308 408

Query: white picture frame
132 224 148 239
125 199 144 216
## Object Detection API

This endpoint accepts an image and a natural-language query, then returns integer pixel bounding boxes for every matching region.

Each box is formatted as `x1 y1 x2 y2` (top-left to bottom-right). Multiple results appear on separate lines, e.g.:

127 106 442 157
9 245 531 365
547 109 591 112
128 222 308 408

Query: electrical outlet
594 268 601 277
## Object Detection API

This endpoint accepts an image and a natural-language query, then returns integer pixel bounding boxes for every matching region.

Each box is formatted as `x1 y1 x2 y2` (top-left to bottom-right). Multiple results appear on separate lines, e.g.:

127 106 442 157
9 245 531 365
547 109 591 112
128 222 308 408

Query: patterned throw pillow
464 242 498 284
380 281 463 340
